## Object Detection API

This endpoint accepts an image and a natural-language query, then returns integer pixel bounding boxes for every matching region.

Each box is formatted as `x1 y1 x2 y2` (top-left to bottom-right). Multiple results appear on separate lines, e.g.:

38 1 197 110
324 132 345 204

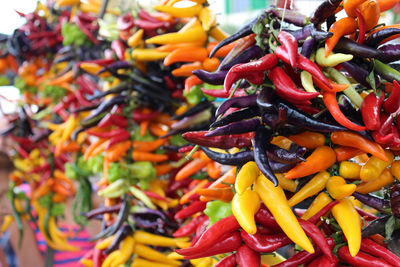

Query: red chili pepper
307 255 339 267
98 114 113 128
143 191 170 202
106 131 130 150
323 91 367 131
240 231 292 253
361 238 400 266
236 244 261 267
76 75 97 95
379 113 394 136
74 89 92 106
111 40 126 61
275 46 331 88
75 16 100 45
355 206 379 221
277 31 298 67
134 19 169 30
355 8 366 44
361 92 384 130
77 58 115 67
201 88 248 98
132 109 159 122
16 145 30 159
308 201 339 224
268 67 320 102
176 215 240 256
110 114 127 128
54 157 65 172
182 131 254 149
173 215 206 238
138 9 160 23
93 248 102 267
295 104 321 114
117 12 134 31
224 54 278 92
190 216 209 246
87 128 128 138
338 245 392 267
182 231 242 259
254 206 281 230
164 75 177 90
174 201 207 220
384 80 400 113
215 254 237 267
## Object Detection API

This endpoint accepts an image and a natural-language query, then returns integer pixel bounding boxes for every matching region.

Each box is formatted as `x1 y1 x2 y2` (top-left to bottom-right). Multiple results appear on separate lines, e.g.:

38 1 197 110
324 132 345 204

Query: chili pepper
216 94 257 117
232 188 260 234
270 7 310 26
236 244 261 267
366 28 400 48
201 88 247 98
325 17 358 56
173 215 205 238
192 69 227 85
146 26 207 45
211 107 259 128
341 61 379 88
285 146 336 179
300 192 332 221
326 175 357 200
164 47 208 66
234 161 259 195
310 0 343 25
361 92 384 131
332 197 361 257
288 171 330 207
374 59 400 83
255 175 314 253
338 245 392 267
360 149 394 181
215 254 236 267
360 238 400 266
176 215 240 256
206 118 260 137
391 184 400 218
241 231 292 253
353 191 390 211
174 201 207 220
377 44 400 63
277 31 297 67
338 161 361 179
357 169 394 194
331 131 388 161
334 146 363 161
268 67 320 102
153 4 202 17
384 81 400 113
182 131 254 149
219 45 264 71
288 131 325 149
267 143 305 163
200 146 253 166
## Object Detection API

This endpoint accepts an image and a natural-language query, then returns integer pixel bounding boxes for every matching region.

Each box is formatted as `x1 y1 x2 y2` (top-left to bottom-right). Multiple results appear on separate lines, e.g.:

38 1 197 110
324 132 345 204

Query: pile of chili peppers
2 0 400 266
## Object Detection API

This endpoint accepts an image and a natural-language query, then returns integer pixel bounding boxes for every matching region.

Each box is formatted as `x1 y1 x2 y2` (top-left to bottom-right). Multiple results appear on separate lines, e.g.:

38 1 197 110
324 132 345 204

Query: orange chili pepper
171 62 203 77
156 42 204 52
132 138 168 152
359 0 380 31
154 113 176 127
155 164 174 176
325 17 358 57
331 131 388 161
271 136 293 150
377 0 399 11
180 179 209 205
83 138 107 161
149 123 168 137
285 146 337 179
206 41 237 58
164 47 208 66
288 131 326 149
184 75 203 94
48 70 74 86
52 182 73 197
140 120 150 137
106 140 132 162
197 187 234 202
206 161 221 179
52 193 67 203
207 167 237 189
202 57 220 72
132 151 169 162
104 198 114 224
175 158 211 181
90 140 110 158
313 77 349 92
344 0 368 17
334 146 364 161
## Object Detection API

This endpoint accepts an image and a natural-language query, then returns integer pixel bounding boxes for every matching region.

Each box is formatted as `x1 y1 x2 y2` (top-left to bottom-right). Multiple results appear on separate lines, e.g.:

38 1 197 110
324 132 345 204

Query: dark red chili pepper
355 8 366 44
268 67 320 102
215 254 237 267
74 89 92 106
143 191 170 202
75 16 99 45
224 54 278 92
360 238 400 266
255 205 281 230
236 244 261 267
77 58 115 68
106 131 130 150
338 245 393 267
277 31 298 67
174 201 207 220
361 92 384 130
190 216 209 246
275 46 331 88
308 201 339 224
176 215 240 257
173 215 206 238
132 109 159 122
111 40 126 61
307 255 338 267
110 114 127 128
182 231 242 259
117 12 134 31
354 206 379 221
138 9 160 23
384 80 400 113
86 128 128 138
16 145 29 159
182 131 254 149
241 231 291 253
135 19 169 30
54 157 65 172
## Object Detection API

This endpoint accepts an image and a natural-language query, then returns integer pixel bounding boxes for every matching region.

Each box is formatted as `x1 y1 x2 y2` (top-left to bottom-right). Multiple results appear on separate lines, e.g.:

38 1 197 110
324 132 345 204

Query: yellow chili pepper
288 171 330 207
300 71 318 93
234 161 259 195
276 173 297 192
339 161 361 179
255 174 314 254
261 252 286 265
111 236 135 266
326 176 357 200
133 230 188 247
1 215 14 233
131 258 177 267
135 244 181 266
232 189 260 235
153 4 202 18
191 257 213 267
209 26 229 42
360 150 394 181
131 49 170 61
271 136 293 150
356 169 394 194
315 47 353 67
55 0 80 6
146 26 207 45
128 29 144 47
301 192 333 220
390 160 400 181
332 197 361 257
199 7 216 31
101 250 120 267
95 235 114 250
80 258 93 267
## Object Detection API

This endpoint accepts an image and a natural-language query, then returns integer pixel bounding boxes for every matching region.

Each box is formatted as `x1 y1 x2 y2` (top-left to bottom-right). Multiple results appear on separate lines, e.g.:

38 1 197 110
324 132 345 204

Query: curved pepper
325 17 358 56
232 189 260 235
234 161 260 195
236 244 261 267
255 174 315 254
360 149 394 181
361 92 384 131
301 192 333 220
288 171 330 207
288 131 325 149
339 161 362 179
356 169 394 193
344 0 368 17
146 26 207 45
326 176 357 200
277 31 298 67
332 197 361 257
285 146 336 179
153 4 202 18
360 0 381 31
316 48 353 67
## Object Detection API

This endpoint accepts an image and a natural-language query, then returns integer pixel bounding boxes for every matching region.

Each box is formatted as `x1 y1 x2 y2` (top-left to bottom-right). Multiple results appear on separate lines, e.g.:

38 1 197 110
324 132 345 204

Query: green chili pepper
204 200 232 226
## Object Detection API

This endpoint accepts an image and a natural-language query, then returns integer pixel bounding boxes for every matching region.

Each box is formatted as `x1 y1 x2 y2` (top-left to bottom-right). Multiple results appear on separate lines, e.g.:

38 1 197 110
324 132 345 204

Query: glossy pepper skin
357 169 394 194
255 174 314 254
215 254 237 267
338 245 393 267
361 92 384 130
360 149 394 181
301 192 333 220
384 80 400 113
236 244 261 267
332 197 361 257
326 176 357 200
241 231 292 253
361 238 400 266
277 31 298 67
235 161 260 195
182 131 254 149
232 189 260 234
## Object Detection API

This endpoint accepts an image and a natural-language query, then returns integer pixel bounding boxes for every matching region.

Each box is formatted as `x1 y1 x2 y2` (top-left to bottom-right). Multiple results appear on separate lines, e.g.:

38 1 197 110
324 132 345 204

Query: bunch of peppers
3 0 400 266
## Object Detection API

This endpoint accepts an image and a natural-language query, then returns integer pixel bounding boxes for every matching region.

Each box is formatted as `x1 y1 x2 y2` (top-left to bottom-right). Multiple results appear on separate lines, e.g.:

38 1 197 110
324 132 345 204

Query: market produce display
2 0 400 266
